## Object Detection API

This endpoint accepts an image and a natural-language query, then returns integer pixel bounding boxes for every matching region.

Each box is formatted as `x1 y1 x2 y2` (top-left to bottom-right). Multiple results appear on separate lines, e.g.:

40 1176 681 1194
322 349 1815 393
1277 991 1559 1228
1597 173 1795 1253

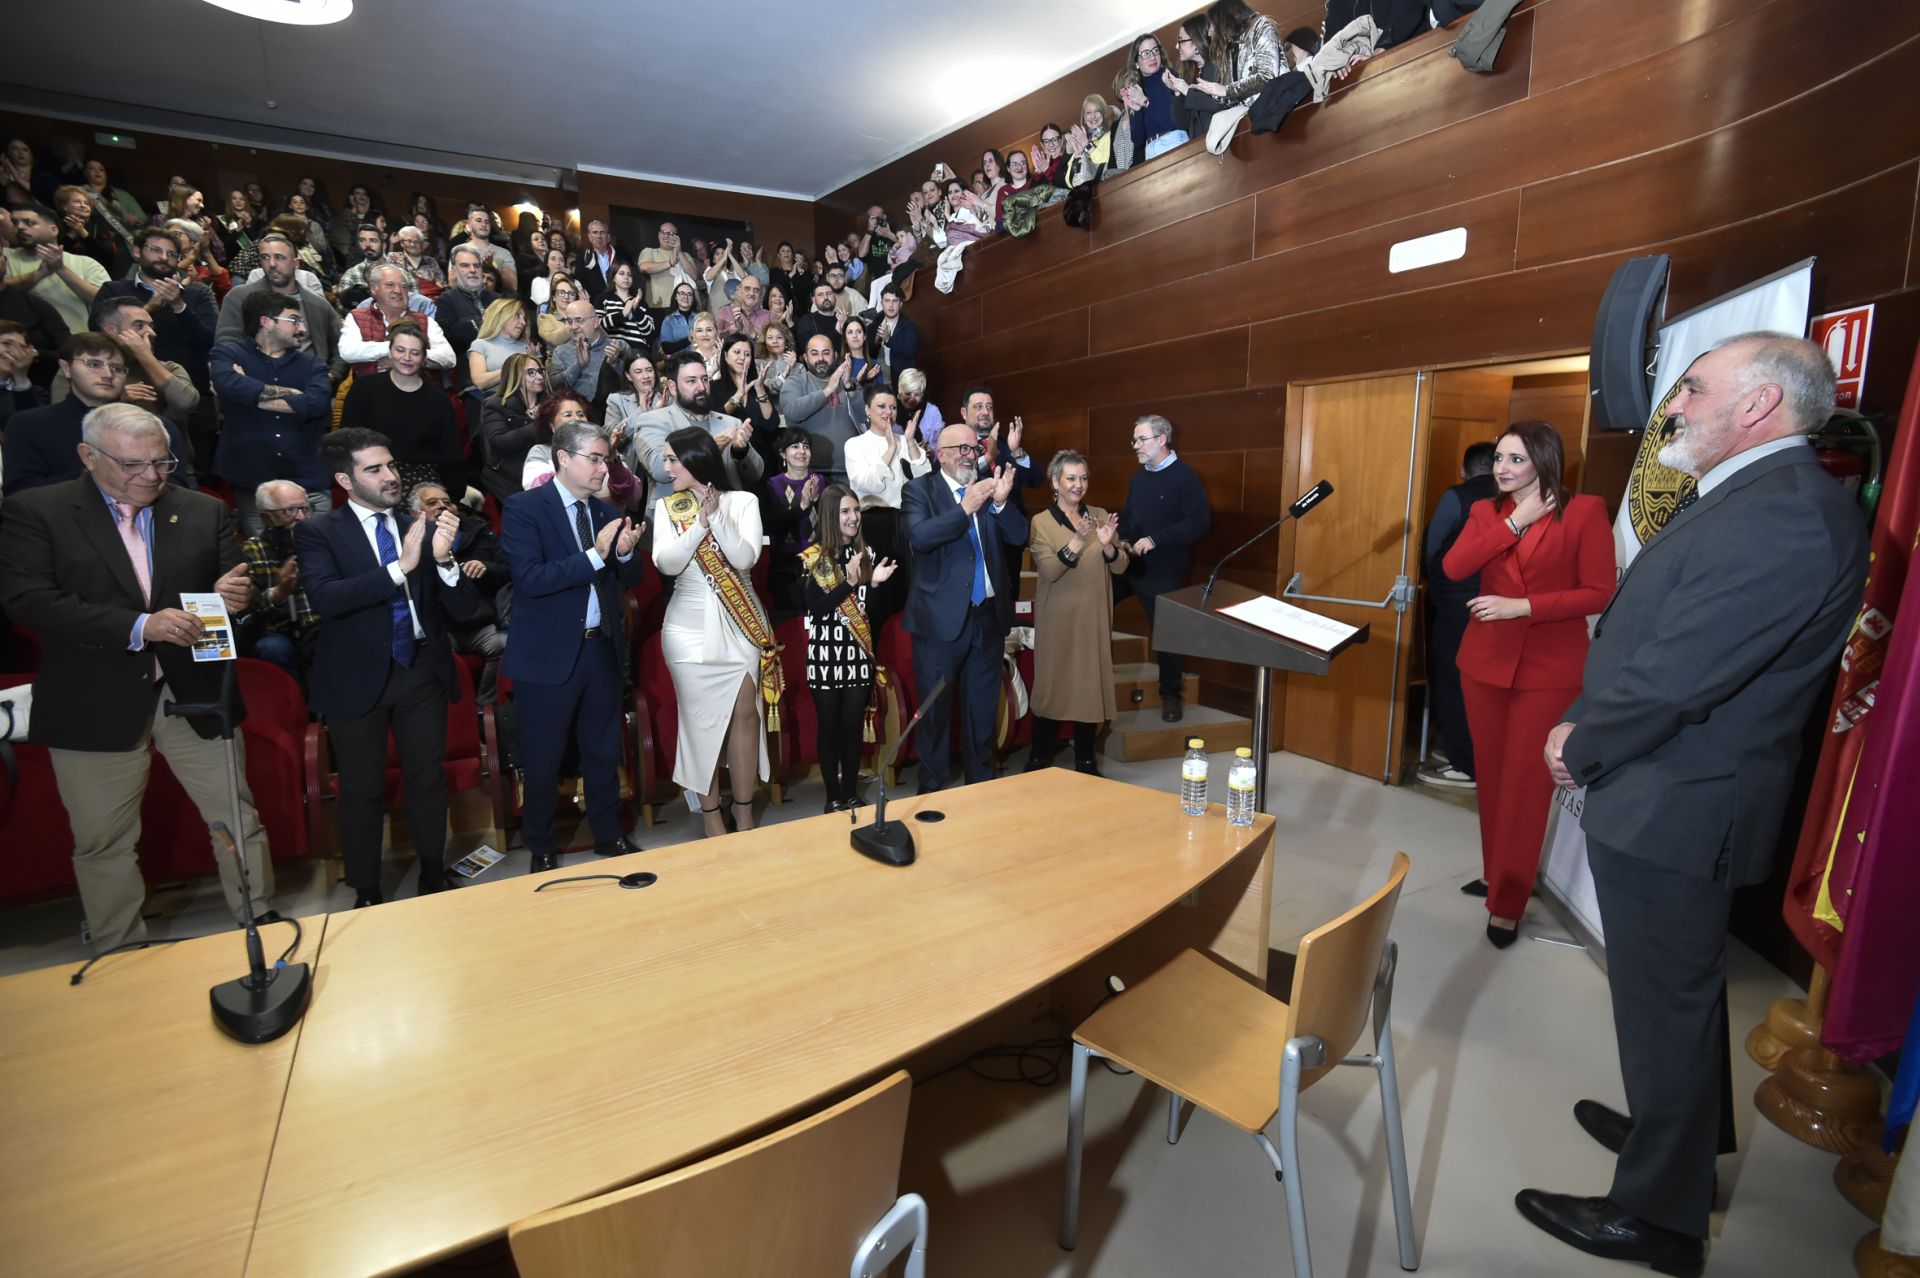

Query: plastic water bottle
1227 748 1257 827
1180 738 1209 816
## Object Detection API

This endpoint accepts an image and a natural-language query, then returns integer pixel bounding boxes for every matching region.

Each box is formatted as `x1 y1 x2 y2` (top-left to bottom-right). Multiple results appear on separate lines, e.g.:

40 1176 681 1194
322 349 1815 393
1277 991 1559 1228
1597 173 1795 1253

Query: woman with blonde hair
687 311 721 375
466 297 533 394
1063 94 1117 186
1026 449 1129 774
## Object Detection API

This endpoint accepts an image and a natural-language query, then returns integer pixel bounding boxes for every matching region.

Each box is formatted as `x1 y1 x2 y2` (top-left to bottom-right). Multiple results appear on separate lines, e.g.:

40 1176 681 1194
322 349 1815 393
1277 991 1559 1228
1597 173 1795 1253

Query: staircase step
1112 664 1199 711
1110 631 1150 664
1101 704 1253 763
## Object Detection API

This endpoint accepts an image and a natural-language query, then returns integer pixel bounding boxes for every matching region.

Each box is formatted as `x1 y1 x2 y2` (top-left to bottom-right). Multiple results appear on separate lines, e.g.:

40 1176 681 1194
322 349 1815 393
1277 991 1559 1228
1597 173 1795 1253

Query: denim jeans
1144 129 1191 161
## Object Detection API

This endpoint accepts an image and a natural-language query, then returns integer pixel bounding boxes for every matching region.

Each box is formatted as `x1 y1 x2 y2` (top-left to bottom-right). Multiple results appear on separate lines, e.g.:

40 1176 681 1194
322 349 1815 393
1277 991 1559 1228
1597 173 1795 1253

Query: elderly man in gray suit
1516 332 1869 1275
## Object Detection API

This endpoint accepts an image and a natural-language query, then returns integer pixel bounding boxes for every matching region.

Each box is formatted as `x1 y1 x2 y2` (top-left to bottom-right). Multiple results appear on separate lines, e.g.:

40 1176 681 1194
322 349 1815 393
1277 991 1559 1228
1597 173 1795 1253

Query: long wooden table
4 773 1273 1276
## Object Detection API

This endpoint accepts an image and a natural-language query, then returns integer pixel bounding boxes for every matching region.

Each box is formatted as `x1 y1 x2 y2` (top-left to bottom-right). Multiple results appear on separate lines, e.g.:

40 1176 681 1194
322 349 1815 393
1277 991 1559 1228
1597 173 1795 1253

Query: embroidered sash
664 490 785 731
799 543 890 743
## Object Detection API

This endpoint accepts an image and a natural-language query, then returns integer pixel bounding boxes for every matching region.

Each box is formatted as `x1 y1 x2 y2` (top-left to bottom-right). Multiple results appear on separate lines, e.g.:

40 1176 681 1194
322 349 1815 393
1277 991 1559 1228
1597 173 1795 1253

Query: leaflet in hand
179 592 237 663
1217 594 1359 652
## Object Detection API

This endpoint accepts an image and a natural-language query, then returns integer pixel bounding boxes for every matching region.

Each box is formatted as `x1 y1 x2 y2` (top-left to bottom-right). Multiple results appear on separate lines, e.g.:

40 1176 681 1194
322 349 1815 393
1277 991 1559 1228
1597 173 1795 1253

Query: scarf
663 489 784 730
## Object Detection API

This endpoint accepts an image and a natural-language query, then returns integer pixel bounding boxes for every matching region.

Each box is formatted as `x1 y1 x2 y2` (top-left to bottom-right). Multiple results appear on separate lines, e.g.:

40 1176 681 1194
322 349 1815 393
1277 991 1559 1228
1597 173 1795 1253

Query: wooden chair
1059 853 1418 1278
508 1070 927 1278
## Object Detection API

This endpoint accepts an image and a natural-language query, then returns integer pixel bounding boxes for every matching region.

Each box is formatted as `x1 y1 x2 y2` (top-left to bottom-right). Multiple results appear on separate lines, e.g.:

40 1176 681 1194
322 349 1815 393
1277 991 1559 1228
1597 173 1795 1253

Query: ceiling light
199 0 353 26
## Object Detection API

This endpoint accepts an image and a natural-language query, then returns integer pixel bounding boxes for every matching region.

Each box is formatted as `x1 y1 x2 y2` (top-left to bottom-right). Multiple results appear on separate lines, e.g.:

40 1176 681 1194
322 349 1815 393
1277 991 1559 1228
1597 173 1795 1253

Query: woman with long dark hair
653 427 777 837
714 332 781 471
1442 419 1614 948
842 385 927 631
658 282 700 355
801 483 898 811
596 260 659 352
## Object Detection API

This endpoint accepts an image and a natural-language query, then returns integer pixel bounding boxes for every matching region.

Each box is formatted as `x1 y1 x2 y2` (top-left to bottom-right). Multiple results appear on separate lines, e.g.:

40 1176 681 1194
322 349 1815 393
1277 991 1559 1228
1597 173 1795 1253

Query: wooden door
1278 374 1431 780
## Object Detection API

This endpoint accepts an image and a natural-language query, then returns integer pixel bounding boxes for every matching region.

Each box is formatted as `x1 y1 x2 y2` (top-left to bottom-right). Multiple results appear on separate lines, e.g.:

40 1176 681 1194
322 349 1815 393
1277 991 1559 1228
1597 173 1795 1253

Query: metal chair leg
1376 998 1421 1269
1167 1090 1182 1145
1279 1039 1317 1278
1059 1041 1090 1251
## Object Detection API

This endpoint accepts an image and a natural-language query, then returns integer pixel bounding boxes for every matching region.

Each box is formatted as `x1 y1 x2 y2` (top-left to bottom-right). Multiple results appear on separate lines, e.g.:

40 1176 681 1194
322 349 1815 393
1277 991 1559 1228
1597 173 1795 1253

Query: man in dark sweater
1116 413 1210 721
1418 441 1498 787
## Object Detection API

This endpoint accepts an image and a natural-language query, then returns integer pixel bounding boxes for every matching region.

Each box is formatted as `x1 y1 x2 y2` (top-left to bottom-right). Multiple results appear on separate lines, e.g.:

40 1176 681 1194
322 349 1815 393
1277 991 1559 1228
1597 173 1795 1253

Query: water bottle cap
1235 747 1252 757
1188 738 1204 748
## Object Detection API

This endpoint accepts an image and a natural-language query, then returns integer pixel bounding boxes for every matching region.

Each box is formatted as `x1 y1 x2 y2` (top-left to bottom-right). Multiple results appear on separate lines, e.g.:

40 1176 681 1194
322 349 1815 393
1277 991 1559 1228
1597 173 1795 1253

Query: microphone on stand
1201 480 1334 601
851 676 948 867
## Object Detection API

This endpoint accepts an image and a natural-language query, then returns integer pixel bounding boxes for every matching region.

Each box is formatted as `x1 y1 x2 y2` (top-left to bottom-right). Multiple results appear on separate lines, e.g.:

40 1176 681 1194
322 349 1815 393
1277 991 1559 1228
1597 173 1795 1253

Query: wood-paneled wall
879 0 1920 705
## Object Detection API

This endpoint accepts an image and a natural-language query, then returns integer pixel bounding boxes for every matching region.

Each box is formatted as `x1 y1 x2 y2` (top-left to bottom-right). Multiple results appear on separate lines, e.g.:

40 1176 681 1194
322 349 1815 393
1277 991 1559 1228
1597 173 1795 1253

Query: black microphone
852 675 948 867
206 821 311 1043
1201 480 1333 600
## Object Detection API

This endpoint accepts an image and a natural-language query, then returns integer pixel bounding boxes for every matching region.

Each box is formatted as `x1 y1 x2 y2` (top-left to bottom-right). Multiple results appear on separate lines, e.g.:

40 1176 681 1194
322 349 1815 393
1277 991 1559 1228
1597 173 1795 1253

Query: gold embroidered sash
800 543 890 743
665 490 784 731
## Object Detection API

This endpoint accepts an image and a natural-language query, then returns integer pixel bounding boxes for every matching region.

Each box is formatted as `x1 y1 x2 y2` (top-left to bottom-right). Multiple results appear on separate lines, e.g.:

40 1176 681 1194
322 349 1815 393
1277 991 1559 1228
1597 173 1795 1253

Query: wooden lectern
1152 580 1370 810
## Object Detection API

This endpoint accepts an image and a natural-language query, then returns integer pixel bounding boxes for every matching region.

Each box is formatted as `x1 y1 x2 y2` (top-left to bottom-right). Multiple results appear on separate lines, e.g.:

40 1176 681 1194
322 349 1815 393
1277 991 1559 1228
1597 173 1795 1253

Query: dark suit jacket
499 481 648 686
97 278 218 391
900 468 1030 642
295 502 480 718
0 477 245 749
1441 492 1614 690
1563 447 1868 884
576 252 627 300
2 395 194 496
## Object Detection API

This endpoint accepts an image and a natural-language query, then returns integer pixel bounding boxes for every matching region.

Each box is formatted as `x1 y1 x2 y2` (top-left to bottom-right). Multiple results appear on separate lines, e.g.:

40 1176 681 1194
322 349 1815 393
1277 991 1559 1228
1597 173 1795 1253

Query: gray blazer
215 278 341 370
1562 445 1867 885
629 403 764 491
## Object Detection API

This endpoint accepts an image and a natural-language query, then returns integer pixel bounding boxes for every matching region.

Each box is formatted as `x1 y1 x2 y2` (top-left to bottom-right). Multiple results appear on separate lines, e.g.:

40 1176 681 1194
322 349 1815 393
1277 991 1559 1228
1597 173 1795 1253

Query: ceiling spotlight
199 0 353 26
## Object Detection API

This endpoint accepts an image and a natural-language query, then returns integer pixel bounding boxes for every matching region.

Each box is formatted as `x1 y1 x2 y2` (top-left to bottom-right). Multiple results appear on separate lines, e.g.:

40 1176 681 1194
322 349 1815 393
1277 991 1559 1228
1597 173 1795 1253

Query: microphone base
851 818 916 867
210 962 312 1044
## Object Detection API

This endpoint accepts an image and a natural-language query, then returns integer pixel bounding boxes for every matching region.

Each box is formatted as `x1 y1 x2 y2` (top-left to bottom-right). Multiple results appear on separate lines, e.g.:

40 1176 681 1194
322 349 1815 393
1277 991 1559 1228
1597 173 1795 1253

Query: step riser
1105 716 1253 763
1113 672 1199 711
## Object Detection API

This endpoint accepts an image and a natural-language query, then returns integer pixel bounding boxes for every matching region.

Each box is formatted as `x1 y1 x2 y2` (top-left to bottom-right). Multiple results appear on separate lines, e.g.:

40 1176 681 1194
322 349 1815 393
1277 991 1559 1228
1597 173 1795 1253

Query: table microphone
852 676 948 867
1201 480 1334 601
207 822 311 1044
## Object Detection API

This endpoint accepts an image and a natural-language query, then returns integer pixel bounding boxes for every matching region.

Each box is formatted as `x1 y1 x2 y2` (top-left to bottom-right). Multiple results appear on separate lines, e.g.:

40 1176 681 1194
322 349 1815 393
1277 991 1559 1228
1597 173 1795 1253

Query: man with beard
791 280 843 351
1520 334 1870 1274
451 204 516 294
240 478 322 684
210 291 333 535
298 428 475 905
215 233 340 374
715 273 772 339
822 261 867 317
336 263 452 377
778 332 864 483
335 222 416 297
633 349 763 491
3 331 192 495
434 244 500 389
5 200 108 334
327 183 375 259
71 296 201 458
95 228 215 467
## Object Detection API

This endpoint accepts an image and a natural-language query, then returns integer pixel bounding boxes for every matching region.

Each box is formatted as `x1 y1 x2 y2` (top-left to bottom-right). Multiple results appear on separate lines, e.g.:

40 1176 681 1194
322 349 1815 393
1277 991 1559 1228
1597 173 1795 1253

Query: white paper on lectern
1216 595 1359 651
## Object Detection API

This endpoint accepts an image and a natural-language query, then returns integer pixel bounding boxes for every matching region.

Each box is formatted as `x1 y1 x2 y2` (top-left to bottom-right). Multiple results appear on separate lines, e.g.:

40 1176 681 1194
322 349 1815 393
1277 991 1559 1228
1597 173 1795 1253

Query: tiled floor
1 748 1877 1275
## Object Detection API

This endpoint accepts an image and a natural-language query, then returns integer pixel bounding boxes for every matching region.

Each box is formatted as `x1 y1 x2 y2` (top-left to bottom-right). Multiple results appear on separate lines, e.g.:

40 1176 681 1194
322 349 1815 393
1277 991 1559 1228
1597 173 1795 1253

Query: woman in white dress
652 427 778 837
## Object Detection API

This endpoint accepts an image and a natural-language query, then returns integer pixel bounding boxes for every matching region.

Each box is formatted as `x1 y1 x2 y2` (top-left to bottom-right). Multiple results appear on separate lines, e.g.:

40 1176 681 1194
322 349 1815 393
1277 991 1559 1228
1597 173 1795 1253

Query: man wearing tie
900 423 1027 792
0 403 274 951
501 421 648 872
297 427 475 907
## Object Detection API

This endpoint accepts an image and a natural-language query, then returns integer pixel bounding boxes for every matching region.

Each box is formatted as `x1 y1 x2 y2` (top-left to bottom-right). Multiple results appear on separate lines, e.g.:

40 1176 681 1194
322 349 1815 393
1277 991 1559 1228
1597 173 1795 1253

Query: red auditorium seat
631 632 678 825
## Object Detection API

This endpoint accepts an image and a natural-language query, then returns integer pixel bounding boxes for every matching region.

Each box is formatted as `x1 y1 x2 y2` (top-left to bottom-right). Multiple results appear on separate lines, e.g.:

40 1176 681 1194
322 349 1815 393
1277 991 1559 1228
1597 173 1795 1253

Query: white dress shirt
943 473 999 600
1695 434 1810 495
845 429 932 510
347 499 460 639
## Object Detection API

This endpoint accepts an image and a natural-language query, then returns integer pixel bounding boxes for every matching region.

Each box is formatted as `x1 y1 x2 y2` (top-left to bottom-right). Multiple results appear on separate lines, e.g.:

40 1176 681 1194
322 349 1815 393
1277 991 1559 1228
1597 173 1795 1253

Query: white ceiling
6 0 1197 200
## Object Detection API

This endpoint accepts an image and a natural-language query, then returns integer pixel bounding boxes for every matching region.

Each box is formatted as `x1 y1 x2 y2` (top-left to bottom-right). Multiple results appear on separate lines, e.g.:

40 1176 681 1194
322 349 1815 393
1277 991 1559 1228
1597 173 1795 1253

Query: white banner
1540 260 1813 949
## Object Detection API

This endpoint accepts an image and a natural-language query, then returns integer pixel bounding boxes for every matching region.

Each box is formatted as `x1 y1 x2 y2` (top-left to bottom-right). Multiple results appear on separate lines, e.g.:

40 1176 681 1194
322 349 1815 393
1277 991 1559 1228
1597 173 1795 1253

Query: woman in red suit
1442 420 1614 948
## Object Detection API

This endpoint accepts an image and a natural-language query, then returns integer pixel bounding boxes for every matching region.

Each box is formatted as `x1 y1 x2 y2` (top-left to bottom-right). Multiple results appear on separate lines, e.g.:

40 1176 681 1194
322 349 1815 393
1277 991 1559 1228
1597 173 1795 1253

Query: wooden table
4 773 1272 1276
0 915 326 1278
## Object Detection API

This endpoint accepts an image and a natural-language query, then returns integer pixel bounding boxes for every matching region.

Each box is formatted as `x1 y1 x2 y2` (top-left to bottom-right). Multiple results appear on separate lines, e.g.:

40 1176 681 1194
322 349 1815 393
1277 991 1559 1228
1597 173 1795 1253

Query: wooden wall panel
1516 44 1920 267
1253 0 1919 259
945 328 1251 419
1086 387 1288 458
1529 0 1753 95
978 199 1256 334
1098 189 1521 355
1423 371 1512 530
929 310 1089 382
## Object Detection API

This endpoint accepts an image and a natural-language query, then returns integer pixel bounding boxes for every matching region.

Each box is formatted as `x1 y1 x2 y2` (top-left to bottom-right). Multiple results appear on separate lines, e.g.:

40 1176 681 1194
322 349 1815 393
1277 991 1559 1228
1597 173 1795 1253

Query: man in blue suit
501 420 648 872
298 428 477 907
901 423 1027 792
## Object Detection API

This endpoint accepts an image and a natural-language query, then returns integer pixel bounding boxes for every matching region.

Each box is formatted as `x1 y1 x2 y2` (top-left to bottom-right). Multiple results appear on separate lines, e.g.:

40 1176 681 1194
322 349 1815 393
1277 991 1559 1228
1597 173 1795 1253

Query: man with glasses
501 420 648 872
215 233 340 375
210 291 333 535
550 297 627 418
2 331 192 495
1116 413 1210 722
0 403 276 952
296 428 475 906
900 423 1028 793
72 296 201 458
95 226 217 398
636 221 700 313
240 479 321 684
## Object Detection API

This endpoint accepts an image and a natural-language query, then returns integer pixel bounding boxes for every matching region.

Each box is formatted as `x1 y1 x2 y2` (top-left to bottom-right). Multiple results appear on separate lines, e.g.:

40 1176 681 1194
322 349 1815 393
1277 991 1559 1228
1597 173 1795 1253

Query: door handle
1283 572 1415 614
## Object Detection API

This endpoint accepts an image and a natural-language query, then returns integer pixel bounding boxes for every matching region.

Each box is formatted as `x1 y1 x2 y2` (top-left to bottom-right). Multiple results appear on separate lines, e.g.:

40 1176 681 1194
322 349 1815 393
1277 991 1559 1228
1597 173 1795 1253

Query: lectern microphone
1201 480 1334 601
852 676 948 867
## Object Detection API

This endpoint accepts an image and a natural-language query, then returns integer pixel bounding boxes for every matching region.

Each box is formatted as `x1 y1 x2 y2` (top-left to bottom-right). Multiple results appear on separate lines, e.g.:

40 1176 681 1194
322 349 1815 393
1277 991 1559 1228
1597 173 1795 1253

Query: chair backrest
235 657 306 737
509 1070 914 1278
1284 852 1409 1090
444 656 480 757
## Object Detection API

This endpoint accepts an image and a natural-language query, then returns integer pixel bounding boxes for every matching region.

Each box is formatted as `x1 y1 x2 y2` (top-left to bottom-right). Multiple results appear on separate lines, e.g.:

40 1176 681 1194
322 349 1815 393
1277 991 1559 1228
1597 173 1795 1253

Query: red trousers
1461 674 1577 920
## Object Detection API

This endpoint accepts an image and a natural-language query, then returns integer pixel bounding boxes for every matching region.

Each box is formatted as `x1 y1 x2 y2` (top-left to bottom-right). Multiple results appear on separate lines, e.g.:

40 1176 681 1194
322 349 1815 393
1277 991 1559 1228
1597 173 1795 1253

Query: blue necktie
959 485 987 606
373 513 417 667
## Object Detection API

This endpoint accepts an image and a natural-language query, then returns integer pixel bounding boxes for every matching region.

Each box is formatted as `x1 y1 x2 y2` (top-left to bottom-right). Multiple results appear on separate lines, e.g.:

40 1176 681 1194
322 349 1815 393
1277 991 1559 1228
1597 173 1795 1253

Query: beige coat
1030 504 1130 723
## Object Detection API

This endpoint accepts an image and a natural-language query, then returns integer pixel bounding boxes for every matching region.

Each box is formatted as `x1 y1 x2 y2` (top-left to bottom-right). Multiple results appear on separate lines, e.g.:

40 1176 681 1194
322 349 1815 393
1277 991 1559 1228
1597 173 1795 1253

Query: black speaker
1589 255 1670 431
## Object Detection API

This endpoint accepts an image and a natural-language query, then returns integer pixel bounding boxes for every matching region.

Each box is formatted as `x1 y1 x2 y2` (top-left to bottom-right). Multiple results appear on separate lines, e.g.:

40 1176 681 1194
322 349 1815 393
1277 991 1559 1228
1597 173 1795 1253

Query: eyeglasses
1140 42 1163 55
91 446 179 475
259 504 312 519
271 315 304 327
943 442 982 457
563 450 611 469
1040 134 1063 146
1130 435 1158 445
72 357 130 376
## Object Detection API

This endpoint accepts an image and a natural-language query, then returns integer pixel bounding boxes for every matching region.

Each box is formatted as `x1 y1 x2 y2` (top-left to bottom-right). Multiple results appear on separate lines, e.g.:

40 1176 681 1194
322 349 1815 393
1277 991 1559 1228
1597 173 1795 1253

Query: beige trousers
48 687 275 952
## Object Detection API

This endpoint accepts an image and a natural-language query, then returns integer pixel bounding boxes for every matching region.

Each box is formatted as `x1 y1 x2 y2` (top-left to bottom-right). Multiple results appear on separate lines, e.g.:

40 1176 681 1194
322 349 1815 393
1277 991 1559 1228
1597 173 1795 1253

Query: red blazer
1442 492 1614 689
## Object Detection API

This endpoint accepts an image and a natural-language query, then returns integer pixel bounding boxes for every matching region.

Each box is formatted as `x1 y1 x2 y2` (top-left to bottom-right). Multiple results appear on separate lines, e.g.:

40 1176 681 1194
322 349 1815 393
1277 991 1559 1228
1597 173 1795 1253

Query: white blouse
844 430 932 510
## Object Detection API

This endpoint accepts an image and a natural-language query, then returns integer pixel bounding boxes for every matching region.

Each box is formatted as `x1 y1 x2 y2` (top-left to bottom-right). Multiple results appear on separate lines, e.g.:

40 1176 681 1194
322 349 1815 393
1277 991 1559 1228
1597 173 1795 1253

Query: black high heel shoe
1460 879 1489 897
1487 921 1520 949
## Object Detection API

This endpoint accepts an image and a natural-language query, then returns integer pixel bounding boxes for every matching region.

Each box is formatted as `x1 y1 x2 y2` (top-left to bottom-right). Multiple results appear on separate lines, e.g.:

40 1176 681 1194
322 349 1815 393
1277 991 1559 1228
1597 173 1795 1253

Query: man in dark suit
297 427 477 906
500 420 648 872
866 283 919 382
1418 441 1498 787
901 423 1028 792
3 332 193 496
0 403 274 951
1518 333 1871 1274
576 219 626 299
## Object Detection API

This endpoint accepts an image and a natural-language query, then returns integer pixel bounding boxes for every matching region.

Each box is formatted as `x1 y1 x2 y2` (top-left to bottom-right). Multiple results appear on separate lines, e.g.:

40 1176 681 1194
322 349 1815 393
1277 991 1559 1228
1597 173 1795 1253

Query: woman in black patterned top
801 484 898 812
